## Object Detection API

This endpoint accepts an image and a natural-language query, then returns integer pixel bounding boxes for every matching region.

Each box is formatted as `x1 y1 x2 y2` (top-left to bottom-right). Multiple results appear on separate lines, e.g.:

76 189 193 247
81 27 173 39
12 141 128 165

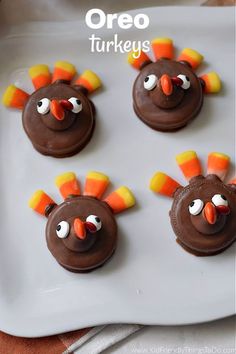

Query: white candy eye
68 97 83 113
212 194 228 207
86 215 102 231
56 221 70 238
189 199 204 216
37 98 50 114
144 74 158 91
177 74 191 90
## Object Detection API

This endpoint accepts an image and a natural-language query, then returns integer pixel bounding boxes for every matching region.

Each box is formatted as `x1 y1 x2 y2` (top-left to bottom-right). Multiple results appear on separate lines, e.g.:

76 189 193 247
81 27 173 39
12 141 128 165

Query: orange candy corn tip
28 190 56 216
176 151 202 181
177 48 204 70
151 37 174 60
75 70 102 93
52 61 76 83
104 186 135 214
207 152 230 180
150 172 181 198
84 171 110 199
2 85 29 109
127 50 151 70
200 72 221 93
29 64 51 90
55 172 80 199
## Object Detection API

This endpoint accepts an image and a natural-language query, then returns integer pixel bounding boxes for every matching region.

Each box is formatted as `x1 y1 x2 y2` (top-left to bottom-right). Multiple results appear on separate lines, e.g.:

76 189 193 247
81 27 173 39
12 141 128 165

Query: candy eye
144 74 158 91
37 98 50 114
189 199 204 216
212 194 228 207
177 74 191 90
68 97 83 113
56 221 70 238
86 215 102 232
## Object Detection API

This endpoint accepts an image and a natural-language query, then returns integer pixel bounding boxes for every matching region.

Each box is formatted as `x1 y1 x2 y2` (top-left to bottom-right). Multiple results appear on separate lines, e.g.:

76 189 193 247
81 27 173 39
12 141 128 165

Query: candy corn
178 48 203 70
150 172 181 197
207 152 230 180
104 186 135 213
28 190 56 216
151 37 174 60
200 72 221 93
127 50 151 70
176 151 202 181
52 61 76 82
84 171 109 199
55 172 80 199
29 64 51 90
2 85 29 109
75 70 101 93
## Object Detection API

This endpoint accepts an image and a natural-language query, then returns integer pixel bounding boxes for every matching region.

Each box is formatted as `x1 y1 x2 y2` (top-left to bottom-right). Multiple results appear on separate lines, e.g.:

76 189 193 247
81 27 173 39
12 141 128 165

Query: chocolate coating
22 83 95 158
170 175 236 256
133 59 203 132
46 196 117 272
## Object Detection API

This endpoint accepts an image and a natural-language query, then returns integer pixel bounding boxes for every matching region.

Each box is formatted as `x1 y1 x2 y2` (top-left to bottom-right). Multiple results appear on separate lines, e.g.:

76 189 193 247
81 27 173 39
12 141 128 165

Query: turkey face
46 196 118 271
22 82 94 157
170 175 236 255
133 59 203 131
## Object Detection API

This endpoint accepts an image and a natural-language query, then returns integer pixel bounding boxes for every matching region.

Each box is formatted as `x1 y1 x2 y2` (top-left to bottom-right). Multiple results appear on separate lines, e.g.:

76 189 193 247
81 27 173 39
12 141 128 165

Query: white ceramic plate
0 7 235 337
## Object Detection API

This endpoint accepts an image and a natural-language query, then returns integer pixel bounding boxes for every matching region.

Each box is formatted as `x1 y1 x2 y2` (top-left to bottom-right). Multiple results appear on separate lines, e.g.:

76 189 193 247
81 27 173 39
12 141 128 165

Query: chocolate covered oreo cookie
128 38 221 132
2 61 101 157
150 151 236 256
29 171 135 272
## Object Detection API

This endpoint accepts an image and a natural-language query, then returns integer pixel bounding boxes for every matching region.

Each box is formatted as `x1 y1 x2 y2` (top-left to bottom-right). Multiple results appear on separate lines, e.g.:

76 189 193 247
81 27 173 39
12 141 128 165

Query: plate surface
0 7 235 337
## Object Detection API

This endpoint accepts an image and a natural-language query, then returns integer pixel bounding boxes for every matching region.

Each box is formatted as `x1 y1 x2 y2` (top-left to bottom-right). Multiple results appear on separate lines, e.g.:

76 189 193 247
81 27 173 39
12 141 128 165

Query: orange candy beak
73 218 86 240
204 202 217 225
160 74 173 96
50 100 65 121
